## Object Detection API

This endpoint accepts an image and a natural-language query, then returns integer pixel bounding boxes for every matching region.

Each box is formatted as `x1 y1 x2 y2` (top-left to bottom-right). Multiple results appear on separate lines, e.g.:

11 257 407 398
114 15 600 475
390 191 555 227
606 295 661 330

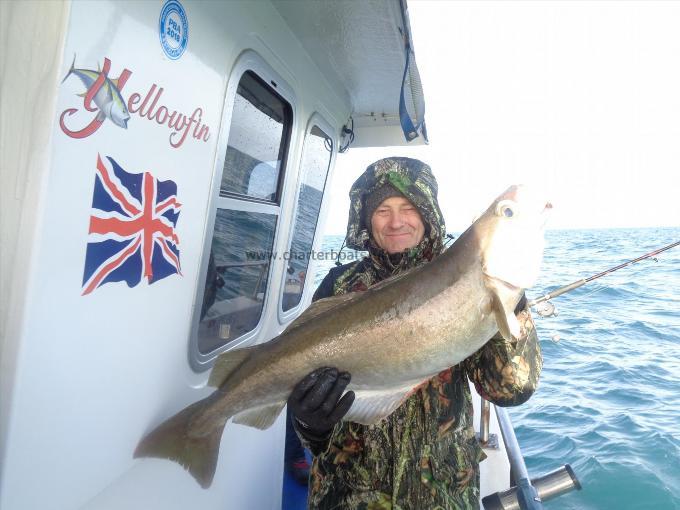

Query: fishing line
537 260 657 343
529 240 679 326
540 264 648 343
334 236 348 267
529 240 679 311
573 259 653 301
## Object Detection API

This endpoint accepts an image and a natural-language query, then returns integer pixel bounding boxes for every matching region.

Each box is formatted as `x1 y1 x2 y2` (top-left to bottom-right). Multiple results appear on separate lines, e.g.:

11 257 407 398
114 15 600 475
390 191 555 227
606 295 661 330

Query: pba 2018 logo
159 0 188 60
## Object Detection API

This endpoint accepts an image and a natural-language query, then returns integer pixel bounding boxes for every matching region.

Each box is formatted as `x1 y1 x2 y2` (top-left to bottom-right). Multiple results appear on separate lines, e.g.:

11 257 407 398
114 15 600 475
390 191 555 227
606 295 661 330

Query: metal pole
495 406 543 510
482 465 581 510
480 396 490 444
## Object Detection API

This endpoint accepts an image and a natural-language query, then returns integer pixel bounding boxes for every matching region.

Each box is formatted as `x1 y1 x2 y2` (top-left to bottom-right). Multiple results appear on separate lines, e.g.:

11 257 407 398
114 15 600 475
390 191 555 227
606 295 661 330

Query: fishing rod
528 240 680 317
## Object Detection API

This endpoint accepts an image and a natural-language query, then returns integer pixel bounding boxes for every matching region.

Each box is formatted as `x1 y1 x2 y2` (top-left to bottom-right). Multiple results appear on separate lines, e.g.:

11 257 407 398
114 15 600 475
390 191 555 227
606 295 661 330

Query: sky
323 1 680 235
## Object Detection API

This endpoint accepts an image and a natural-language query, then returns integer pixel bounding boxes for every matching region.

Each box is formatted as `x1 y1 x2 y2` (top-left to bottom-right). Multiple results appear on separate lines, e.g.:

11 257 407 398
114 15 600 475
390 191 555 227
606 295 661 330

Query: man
288 157 542 509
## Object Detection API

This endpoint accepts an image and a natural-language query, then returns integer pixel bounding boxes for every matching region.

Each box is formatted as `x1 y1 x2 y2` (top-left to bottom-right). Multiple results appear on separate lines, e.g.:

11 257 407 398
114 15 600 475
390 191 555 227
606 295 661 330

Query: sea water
313 227 680 510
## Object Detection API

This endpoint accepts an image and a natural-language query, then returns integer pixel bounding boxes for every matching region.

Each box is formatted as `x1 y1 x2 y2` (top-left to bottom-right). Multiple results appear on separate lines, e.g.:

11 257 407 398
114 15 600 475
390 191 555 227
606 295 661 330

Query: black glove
288 367 355 440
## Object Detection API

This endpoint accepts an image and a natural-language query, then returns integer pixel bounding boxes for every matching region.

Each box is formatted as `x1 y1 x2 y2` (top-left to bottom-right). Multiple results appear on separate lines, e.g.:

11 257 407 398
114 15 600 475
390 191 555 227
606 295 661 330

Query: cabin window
281 125 333 311
196 68 292 356
220 71 288 202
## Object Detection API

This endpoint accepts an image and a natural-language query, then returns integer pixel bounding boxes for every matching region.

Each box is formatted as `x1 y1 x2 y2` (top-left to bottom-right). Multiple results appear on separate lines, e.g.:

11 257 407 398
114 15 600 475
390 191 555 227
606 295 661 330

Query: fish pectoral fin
232 402 285 430
208 347 253 387
95 109 107 122
492 294 521 342
343 383 425 425
104 101 115 118
485 276 521 342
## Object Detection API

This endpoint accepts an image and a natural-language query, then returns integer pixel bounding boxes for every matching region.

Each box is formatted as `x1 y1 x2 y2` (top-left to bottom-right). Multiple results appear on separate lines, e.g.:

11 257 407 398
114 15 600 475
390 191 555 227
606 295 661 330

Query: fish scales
222 246 475 392
134 184 550 488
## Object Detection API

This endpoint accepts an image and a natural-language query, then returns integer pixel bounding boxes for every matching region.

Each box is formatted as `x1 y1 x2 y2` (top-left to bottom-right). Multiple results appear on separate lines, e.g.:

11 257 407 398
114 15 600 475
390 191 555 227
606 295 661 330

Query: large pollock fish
134 184 551 488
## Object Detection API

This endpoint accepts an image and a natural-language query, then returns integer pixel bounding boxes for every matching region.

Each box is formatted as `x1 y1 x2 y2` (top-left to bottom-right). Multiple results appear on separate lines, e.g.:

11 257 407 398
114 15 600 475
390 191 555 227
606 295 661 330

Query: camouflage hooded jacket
304 158 542 510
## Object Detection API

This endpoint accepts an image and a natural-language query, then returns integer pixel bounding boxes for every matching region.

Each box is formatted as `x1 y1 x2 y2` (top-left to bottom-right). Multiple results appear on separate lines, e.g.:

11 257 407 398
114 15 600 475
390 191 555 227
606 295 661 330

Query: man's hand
288 367 355 439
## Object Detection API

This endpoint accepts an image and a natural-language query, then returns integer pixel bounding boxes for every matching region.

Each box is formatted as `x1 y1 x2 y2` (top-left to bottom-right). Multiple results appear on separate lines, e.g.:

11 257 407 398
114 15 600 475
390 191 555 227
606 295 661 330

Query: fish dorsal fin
283 271 413 336
343 381 426 425
484 276 521 342
77 92 87 98
283 292 362 335
232 402 286 430
208 347 253 387
361 269 411 293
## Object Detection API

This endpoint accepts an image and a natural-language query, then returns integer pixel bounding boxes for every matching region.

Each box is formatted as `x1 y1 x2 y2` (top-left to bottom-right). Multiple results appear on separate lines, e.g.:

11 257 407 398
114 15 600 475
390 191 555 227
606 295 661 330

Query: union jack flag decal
82 154 182 295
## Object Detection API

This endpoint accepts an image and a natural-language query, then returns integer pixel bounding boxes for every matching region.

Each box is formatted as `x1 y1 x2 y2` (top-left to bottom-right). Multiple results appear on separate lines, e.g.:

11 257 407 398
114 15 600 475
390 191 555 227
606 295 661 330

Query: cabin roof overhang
273 0 427 148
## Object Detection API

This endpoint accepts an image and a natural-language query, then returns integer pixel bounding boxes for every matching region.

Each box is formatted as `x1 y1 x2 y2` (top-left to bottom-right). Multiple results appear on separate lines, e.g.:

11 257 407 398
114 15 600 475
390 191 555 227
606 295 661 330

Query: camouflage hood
346 157 446 253
328 157 447 295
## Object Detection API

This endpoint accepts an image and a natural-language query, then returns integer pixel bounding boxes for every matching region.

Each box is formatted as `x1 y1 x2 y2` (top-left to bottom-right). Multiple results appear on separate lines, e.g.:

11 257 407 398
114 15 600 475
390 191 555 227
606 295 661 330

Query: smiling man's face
370 196 425 254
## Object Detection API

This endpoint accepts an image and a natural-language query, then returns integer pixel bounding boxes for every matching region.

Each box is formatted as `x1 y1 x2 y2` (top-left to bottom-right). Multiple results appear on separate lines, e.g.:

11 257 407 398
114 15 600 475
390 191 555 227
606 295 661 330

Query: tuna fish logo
60 56 133 138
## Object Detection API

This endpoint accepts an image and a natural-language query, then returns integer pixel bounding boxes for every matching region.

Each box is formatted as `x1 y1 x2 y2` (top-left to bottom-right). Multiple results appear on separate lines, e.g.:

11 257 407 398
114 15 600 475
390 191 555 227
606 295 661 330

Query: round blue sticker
159 0 188 60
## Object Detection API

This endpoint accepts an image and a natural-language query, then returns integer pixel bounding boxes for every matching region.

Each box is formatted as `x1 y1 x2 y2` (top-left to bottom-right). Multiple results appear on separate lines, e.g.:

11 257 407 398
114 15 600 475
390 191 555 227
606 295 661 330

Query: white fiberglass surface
0 1 348 509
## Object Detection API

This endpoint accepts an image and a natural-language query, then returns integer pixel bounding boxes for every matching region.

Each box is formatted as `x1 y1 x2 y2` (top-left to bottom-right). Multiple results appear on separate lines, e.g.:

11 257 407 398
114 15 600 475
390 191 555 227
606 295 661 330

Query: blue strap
399 44 427 143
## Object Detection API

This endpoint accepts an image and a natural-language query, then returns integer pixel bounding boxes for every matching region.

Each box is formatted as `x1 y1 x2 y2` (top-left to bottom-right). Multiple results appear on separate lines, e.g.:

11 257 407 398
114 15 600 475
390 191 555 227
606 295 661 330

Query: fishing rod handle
529 279 586 307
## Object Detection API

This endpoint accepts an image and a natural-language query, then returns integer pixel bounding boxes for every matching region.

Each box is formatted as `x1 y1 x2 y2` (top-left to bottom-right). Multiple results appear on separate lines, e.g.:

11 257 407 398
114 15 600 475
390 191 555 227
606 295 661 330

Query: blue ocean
308 227 680 510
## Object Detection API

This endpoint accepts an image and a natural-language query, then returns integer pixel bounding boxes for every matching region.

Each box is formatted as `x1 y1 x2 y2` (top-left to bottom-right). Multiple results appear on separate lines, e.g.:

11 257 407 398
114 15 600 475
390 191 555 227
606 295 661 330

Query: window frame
278 113 336 322
189 50 297 372
218 69 291 205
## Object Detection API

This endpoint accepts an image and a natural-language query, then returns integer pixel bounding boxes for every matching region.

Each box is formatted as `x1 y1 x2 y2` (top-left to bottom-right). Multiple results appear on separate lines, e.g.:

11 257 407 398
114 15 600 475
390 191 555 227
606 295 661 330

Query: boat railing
479 396 582 510
479 396 492 446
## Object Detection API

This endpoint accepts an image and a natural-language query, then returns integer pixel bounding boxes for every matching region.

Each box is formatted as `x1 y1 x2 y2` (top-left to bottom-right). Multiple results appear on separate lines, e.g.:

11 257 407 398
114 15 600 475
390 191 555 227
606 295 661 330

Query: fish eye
496 199 516 218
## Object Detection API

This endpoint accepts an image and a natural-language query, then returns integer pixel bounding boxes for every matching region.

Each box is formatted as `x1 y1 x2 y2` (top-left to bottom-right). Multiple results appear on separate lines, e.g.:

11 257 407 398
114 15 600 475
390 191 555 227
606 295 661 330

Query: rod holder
482 464 582 510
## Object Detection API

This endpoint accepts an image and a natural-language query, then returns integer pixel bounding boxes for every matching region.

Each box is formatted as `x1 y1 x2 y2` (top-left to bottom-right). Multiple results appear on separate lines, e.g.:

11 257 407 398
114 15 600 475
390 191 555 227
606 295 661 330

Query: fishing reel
528 298 562 343
534 300 558 318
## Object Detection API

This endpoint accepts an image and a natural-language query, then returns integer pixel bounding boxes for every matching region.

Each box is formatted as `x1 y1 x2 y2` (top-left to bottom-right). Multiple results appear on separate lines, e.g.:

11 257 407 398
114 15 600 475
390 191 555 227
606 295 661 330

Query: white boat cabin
0 1 520 509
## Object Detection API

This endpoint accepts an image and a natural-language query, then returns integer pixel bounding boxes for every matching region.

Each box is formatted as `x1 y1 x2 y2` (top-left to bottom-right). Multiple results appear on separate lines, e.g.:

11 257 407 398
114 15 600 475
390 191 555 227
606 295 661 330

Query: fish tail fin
134 398 228 489
62 53 76 83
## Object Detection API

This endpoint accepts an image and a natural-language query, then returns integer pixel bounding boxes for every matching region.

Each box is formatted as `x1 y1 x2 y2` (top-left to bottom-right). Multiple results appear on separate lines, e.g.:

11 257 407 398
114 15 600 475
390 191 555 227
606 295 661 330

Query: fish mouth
539 201 553 227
